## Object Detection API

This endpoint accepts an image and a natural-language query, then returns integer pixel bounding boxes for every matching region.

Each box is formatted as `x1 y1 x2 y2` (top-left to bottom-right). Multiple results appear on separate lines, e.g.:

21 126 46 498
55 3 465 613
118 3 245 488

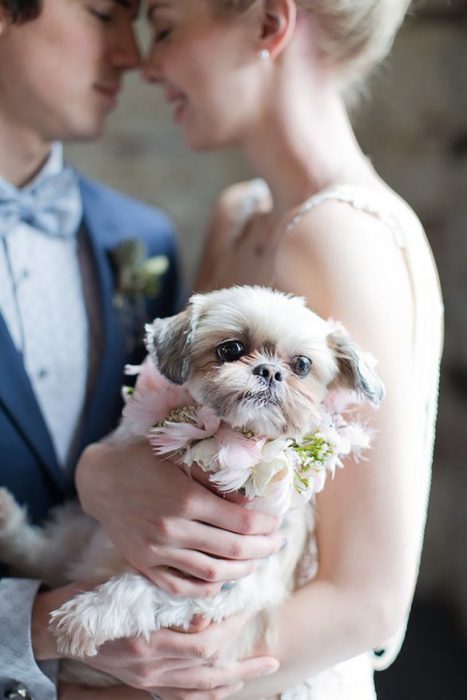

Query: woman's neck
241 76 375 222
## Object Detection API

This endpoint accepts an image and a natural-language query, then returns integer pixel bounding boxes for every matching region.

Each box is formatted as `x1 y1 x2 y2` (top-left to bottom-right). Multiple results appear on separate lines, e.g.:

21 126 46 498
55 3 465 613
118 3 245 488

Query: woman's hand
76 440 283 595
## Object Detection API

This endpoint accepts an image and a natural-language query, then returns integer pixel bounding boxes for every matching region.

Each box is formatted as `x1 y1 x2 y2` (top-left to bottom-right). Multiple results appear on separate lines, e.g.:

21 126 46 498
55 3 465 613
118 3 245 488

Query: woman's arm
195 184 244 292
76 442 283 596
195 181 271 292
231 202 427 696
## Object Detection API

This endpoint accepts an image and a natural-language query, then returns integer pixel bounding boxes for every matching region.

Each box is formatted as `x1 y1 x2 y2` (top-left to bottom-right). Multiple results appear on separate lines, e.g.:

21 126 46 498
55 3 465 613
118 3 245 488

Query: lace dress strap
285 184 408 249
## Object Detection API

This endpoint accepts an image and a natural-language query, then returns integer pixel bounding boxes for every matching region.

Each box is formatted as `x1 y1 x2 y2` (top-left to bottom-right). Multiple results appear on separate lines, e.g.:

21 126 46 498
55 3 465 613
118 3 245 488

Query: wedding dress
228 180 444 699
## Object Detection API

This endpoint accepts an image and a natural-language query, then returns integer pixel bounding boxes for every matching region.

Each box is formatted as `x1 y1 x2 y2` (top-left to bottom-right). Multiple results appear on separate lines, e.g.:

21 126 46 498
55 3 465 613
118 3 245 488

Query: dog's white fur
0 286 383 686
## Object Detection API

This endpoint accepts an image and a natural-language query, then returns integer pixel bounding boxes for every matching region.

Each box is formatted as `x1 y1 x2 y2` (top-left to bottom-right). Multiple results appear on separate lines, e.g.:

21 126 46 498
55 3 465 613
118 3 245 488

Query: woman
69 0 442 700
139 0 443 697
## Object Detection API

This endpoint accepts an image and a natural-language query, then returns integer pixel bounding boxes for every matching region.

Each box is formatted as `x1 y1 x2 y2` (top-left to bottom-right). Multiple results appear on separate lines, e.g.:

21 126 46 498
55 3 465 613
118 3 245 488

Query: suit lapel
0 314 65 492
0 176 130 497
77 179 127 450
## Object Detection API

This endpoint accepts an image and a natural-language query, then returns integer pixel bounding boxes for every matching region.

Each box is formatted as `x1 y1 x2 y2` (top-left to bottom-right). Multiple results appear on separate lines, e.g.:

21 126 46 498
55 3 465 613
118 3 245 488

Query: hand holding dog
59 650 278 700
34 585 278 694
76 440 283 597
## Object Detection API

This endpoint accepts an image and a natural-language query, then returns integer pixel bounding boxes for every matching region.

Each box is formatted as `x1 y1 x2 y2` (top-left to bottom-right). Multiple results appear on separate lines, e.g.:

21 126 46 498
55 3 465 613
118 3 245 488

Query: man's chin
63 117 107 143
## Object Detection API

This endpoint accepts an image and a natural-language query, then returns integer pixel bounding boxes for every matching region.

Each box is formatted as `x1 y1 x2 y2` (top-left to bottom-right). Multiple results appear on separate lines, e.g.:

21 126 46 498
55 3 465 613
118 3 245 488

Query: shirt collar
0 142 65 197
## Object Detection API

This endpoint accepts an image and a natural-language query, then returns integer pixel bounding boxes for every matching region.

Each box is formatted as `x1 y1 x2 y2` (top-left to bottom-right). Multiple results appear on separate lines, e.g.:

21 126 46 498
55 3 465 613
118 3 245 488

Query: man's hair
1 0 41 22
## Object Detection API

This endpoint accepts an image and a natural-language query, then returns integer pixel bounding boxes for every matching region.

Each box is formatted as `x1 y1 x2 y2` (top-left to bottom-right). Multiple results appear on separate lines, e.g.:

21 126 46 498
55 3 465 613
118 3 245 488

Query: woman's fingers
191 490 280 536
153 547 261 585
149 567 223 597
166 521 284 561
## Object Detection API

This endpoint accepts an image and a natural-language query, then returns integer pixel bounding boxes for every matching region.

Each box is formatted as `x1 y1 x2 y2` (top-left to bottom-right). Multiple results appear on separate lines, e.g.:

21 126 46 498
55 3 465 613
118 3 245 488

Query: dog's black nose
253 363 284 383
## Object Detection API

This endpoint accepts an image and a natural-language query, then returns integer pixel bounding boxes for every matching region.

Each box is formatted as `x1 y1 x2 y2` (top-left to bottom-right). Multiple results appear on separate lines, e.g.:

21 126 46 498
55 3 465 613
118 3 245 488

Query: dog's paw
0 488 19 532
49 595 106 658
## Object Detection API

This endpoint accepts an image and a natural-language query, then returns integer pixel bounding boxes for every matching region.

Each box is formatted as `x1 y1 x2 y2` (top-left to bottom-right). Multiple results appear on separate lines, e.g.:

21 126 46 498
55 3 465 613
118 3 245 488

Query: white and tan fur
0 285 383 686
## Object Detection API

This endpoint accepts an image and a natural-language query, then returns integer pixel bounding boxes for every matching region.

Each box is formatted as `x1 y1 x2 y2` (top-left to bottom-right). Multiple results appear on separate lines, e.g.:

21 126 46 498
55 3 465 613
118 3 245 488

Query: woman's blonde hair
216 0 411 89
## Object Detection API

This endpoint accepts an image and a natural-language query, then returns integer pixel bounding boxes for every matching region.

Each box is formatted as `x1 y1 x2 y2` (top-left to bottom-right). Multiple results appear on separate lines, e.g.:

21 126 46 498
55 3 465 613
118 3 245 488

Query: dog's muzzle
253 363 284 385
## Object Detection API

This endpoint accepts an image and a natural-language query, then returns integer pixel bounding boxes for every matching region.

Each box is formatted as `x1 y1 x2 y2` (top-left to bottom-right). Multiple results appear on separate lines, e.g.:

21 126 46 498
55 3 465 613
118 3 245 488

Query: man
0 2 280 698
0 0 178 696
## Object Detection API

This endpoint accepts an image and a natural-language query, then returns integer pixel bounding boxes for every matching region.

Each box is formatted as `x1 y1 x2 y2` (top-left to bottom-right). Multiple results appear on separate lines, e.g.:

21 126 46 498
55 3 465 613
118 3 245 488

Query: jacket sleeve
0 578 58 700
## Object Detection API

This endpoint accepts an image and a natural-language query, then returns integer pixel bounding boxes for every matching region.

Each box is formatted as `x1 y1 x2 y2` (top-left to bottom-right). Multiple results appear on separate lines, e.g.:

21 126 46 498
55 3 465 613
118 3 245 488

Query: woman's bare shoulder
213 179 272 236
276 197 413 343
195 179 271 291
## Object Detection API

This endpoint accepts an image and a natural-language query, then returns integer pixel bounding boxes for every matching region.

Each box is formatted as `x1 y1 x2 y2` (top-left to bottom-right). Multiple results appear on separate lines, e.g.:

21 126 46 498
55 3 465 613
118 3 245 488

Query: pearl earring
258 49 270 61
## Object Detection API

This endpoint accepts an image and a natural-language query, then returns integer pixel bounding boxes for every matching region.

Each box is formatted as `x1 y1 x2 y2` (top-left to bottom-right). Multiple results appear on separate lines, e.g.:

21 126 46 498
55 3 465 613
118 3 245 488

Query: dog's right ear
327 324 385 407
145 307 194 385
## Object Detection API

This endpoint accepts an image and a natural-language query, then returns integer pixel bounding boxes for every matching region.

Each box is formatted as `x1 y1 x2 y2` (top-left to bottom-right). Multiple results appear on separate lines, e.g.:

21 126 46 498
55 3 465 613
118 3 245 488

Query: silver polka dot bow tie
0 167 82 239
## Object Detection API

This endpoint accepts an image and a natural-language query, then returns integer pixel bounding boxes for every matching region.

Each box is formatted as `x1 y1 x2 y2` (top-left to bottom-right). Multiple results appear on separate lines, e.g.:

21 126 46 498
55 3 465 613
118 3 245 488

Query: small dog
0 285 383 686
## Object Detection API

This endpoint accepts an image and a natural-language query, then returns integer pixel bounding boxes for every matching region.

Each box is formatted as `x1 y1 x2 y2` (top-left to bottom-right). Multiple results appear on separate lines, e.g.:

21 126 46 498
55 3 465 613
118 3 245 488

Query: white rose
252 448 295 495
184 438 218 471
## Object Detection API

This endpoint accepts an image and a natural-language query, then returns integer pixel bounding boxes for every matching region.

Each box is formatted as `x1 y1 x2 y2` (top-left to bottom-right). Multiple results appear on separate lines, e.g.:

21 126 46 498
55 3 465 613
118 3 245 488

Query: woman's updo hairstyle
215 0 411 92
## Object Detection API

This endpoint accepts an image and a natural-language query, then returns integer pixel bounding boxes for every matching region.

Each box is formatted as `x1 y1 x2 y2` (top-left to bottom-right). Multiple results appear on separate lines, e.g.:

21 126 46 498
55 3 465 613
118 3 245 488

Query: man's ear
145 307 194 385
257 0 297 58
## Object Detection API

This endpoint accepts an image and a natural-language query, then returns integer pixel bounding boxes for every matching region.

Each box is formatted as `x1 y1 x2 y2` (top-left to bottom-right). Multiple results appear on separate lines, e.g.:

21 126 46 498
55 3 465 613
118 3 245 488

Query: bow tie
0 168 82 240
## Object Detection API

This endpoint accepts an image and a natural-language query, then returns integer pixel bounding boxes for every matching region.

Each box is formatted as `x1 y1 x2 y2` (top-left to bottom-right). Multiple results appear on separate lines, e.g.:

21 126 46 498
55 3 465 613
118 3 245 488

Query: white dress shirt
0 143 88 467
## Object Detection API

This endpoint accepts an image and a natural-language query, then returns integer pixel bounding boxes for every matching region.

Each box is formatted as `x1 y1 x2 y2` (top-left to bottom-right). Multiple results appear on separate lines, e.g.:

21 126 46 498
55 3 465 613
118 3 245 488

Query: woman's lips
166 89 187 122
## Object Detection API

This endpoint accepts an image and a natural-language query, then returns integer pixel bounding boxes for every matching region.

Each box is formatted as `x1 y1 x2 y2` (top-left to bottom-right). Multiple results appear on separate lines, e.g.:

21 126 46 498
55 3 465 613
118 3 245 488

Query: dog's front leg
49 570 196 658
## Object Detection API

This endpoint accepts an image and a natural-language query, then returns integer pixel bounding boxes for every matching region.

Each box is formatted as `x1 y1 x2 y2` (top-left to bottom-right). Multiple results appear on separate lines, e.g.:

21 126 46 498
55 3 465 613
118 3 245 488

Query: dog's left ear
327 326 385 406
146 307 194 385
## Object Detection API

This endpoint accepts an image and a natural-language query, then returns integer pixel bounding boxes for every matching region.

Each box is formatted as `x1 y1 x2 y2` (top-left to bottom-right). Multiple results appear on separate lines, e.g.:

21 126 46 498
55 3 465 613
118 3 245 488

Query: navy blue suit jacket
0 175 179 528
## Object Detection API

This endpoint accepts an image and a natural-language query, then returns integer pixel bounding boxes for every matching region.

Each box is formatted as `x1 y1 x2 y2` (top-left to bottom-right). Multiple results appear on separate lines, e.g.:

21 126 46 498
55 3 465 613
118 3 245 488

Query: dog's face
146 286 384 437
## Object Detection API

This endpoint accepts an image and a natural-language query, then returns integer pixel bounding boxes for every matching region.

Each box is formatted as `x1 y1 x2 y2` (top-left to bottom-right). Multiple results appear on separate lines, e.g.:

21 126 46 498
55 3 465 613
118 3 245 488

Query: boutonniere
109 239 169 308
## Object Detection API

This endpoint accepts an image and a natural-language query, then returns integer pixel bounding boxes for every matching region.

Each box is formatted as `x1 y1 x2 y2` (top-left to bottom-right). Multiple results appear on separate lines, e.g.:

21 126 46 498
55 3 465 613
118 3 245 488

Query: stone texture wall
66 0 467 630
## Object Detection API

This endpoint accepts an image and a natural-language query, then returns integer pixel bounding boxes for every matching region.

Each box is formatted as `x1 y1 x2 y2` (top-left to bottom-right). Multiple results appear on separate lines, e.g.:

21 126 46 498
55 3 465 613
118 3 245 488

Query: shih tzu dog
0 285 384 686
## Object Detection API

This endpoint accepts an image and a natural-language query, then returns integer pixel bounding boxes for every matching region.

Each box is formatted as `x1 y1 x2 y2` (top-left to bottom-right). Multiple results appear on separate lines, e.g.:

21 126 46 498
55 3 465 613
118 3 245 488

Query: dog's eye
291 355 312 377
216 340 246 363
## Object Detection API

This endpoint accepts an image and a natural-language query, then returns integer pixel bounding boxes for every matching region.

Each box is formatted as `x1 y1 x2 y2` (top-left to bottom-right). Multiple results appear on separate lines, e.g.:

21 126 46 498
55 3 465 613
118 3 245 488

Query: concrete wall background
66 0 467 633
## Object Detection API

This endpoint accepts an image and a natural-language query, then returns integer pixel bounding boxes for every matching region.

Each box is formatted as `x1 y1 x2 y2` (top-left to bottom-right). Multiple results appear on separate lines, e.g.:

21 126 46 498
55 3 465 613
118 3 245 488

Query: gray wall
66 0 467 632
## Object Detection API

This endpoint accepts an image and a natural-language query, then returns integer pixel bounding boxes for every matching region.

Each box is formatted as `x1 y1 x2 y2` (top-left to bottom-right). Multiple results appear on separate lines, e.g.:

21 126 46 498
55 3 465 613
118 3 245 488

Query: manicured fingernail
222 582 236 591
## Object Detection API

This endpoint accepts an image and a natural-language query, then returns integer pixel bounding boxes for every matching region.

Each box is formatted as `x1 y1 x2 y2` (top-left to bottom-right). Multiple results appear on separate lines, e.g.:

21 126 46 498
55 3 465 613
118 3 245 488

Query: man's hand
60 654 278 700
76 441 283 595
60 646 278 700
34 585 278 696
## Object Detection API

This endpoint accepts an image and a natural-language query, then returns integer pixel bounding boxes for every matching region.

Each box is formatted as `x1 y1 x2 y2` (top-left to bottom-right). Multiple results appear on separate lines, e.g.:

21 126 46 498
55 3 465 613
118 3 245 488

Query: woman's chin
182 123 233 152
